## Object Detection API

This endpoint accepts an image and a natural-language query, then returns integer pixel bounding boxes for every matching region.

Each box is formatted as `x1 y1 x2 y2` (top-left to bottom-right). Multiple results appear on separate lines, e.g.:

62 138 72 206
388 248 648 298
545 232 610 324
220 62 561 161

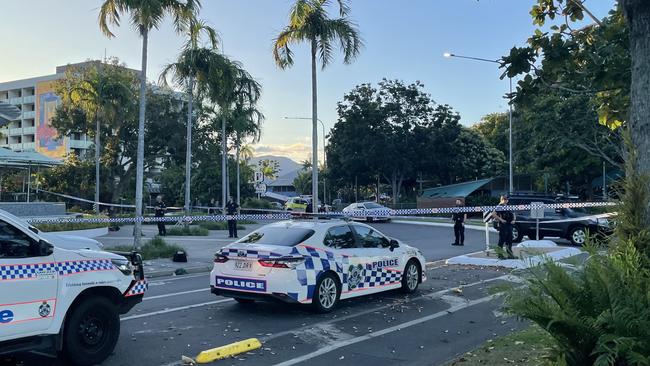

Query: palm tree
229 103 264 205
98 0 200 247
273 0 361 214
160 18 218 217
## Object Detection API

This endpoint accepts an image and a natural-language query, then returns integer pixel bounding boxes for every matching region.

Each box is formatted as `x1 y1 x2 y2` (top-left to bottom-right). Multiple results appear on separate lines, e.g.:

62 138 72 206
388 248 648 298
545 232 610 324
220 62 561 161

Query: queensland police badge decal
38 301 51 317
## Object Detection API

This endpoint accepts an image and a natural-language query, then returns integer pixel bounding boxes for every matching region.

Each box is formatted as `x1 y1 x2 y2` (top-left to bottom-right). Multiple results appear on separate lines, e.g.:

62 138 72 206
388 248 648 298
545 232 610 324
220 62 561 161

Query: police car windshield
236 227 315 246
365 203 383 209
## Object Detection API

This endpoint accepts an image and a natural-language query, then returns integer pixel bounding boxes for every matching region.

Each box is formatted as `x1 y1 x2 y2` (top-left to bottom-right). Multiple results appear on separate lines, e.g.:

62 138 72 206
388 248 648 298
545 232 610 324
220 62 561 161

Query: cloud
252 143 322 162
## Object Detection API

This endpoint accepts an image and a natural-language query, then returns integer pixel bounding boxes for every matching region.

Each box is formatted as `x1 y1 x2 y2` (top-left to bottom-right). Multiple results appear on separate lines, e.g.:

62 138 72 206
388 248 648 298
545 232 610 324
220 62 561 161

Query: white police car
210 220 426 312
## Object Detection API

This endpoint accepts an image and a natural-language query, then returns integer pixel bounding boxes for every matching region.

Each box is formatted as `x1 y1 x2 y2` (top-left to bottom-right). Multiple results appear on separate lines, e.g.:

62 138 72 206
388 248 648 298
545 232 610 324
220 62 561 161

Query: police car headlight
111 258 134 276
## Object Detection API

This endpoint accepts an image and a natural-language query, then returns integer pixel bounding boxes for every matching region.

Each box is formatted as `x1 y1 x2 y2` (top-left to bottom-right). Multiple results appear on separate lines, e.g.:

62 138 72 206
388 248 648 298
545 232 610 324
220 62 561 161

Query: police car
0 213 147 365
210 220 426 312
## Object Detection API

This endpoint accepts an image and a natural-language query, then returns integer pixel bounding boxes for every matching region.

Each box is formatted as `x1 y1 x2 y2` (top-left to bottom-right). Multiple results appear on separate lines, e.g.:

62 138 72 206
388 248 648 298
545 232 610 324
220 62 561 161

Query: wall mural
35 80 65 158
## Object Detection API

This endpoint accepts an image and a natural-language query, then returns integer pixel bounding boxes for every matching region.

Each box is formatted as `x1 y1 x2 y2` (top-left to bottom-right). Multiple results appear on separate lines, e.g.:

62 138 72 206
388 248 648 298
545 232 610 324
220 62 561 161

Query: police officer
451 199 467 246
493 195 516 259
226 196 239 238
154 195 167 236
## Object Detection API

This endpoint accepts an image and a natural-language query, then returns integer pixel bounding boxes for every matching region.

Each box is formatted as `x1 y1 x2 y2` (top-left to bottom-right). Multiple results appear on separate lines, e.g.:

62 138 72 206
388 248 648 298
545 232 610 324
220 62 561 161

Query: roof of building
420 178 493 199
0 148 62 167
266 169 300 187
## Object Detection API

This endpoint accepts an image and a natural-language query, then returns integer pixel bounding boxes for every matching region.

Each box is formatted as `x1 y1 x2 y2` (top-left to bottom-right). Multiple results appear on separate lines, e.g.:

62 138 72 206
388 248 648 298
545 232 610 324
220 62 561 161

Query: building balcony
22 111 35 119
8 142 36 151
68 139 93 149
8 97 23 105
22 126 36 134
23 95 35 104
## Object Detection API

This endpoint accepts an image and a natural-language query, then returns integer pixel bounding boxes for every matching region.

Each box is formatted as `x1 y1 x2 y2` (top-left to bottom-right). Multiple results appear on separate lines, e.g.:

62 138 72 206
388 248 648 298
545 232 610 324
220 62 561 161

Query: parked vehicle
210 219 426 312
0 212 147 365
342 202 392 222
512 207 612 245
284 197 309 212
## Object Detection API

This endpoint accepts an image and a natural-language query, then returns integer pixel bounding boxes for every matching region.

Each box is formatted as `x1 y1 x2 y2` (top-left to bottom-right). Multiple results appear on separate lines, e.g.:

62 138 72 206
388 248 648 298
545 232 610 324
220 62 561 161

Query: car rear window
236 227 315 246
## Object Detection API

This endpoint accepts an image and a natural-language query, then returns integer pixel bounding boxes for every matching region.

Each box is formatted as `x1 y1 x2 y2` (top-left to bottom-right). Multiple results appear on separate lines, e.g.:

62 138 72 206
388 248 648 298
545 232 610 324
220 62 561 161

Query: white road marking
121 299 232 321
273 293 501 366
148 273 209 283
144 288 208 301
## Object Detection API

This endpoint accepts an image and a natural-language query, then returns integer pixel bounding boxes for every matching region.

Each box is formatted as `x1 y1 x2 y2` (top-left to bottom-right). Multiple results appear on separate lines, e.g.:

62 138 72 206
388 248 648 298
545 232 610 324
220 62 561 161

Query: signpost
254 182 267 195
530 201 545 240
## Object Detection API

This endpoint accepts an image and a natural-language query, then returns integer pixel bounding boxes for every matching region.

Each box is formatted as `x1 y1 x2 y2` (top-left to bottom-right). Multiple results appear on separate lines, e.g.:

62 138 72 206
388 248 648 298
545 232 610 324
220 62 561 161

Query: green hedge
37 221 108 232
166 226 209 236
109 237 184 260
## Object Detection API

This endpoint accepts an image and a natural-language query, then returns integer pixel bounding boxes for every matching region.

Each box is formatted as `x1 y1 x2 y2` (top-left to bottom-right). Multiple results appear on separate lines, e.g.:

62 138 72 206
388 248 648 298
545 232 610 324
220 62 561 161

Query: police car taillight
258 257 304 269
214 254 229 263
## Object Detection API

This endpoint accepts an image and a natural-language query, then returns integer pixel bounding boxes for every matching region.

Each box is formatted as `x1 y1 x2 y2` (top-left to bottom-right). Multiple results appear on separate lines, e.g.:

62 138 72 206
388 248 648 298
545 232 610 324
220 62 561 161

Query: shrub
242 198 272 209
37 221 108 232
110 237 184 260
198 221 245 230
166 226 209 236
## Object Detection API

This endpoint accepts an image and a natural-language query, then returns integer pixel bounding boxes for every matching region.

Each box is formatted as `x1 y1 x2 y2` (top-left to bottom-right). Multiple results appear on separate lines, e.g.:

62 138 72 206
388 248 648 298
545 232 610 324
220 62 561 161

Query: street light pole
443 52 514 194
283 116 327 205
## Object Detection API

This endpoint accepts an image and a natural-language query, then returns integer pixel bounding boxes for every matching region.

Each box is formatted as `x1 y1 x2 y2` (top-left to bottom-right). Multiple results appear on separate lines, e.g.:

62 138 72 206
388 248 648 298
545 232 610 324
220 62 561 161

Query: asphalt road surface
5 265 525 366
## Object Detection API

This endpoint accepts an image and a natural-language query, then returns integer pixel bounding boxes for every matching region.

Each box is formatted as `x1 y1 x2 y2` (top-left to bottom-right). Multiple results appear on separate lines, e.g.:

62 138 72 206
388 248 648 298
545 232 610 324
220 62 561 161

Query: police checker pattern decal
217 245 403 303
0 299 57 325
125 279 149 297
0 259 115 281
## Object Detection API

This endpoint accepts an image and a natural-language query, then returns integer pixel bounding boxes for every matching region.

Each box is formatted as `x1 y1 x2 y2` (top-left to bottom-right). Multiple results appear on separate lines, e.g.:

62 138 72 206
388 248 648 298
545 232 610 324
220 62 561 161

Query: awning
0 101 20 126
420 178 493 198
0 148 62 167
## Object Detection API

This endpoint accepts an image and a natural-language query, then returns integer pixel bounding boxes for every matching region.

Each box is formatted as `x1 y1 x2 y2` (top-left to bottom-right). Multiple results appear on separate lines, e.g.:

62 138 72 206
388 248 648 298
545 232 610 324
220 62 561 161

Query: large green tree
98 0 200 245
273 0 362 213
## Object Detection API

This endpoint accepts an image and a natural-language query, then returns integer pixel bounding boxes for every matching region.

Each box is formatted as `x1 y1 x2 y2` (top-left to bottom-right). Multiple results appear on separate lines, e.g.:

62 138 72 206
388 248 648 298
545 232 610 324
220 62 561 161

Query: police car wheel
569 226 587 246
234 297 255 304
312 273 340 313
63 297 120 366
401 260 420 293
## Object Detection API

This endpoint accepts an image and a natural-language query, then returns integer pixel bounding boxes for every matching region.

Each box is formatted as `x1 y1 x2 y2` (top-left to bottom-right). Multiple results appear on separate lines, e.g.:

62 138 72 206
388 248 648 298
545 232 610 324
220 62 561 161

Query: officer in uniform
226 196 239 238
451 199 467 246
492 195 516 259
154 195 167 236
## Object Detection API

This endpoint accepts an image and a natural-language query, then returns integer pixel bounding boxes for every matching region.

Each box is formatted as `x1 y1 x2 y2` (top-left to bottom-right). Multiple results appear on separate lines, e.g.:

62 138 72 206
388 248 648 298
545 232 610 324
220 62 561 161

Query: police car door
346 224 402 296
0 219 58 338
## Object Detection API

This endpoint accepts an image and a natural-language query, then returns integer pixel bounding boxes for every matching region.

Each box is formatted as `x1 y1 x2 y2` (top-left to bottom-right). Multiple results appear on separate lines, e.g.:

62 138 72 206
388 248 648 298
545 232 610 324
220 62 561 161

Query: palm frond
273 27 298 69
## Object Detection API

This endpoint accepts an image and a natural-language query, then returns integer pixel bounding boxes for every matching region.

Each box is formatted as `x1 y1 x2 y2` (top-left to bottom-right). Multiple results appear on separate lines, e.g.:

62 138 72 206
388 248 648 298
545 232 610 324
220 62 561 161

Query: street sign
530 202 545 240
254 172 263 183
254 183 267 194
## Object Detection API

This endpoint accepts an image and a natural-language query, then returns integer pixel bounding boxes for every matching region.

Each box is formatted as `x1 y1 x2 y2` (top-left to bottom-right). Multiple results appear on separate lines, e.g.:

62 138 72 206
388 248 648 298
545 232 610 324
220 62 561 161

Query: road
6 265 523 366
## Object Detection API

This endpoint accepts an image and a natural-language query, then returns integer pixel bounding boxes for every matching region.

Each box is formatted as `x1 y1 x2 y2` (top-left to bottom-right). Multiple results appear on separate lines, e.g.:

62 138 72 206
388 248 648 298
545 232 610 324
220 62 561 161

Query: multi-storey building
0 61 107 159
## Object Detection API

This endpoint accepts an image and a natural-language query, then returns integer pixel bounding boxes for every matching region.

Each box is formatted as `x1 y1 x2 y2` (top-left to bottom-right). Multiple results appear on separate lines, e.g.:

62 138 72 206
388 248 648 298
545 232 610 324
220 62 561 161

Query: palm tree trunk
236 139 241 206
184 76 194 217
311 39 319 216
221 113 227 212
134 28 148 248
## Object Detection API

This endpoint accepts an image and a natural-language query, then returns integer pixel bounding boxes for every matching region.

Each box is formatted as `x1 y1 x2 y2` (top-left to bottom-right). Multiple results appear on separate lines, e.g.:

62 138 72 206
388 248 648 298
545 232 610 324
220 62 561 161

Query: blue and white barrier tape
24 201 616 224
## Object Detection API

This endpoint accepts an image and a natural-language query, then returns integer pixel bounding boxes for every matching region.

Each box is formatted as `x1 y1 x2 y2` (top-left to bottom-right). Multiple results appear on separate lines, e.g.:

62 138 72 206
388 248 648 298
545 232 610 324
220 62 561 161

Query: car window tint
323 226 355 249
236 227 315 247
353 225 389 248
0 220 37 258
365 203 383 209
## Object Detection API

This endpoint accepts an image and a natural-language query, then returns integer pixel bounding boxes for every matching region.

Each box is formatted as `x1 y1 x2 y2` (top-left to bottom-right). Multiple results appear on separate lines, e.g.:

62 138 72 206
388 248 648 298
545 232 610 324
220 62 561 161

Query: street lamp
283 116 328 205
443 52 514 194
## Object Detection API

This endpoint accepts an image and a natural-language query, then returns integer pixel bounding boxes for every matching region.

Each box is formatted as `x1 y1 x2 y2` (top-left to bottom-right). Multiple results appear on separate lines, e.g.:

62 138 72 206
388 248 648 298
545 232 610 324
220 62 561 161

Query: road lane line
273 293 501 366
148 273 209 283
121 299 233 321
144 288 208 301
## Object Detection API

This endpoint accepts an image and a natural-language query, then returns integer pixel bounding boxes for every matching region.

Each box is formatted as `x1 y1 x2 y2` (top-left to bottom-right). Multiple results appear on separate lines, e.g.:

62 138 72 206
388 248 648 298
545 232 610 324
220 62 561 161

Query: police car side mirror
37 240 54 257
389 239 399 251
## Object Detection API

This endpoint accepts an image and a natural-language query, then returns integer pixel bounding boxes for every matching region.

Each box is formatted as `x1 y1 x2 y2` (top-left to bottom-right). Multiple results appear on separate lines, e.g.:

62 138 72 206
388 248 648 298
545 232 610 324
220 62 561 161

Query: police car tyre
312 272 340 313
62 296 120 366
512 225 524 243
401 259 420 293
569 226 587 246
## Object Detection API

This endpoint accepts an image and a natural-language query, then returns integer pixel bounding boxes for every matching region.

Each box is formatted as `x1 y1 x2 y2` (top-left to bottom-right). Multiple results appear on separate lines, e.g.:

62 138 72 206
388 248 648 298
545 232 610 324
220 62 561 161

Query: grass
447 324 554 366
166 226 209 236
109 237 185 260
198 221 246 231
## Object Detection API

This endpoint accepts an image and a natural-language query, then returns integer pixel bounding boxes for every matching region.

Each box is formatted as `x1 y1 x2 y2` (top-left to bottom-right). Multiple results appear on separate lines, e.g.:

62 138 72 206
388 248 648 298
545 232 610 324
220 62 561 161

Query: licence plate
234 260 253 271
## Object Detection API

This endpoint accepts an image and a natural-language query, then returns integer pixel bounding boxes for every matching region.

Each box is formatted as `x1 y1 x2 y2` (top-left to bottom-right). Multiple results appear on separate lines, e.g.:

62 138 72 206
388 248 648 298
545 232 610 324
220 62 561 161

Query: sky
0 0 616 162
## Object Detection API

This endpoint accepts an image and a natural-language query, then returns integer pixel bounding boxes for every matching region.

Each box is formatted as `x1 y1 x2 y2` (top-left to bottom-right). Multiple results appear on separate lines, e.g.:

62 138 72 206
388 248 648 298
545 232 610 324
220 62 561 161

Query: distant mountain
248 155 302 178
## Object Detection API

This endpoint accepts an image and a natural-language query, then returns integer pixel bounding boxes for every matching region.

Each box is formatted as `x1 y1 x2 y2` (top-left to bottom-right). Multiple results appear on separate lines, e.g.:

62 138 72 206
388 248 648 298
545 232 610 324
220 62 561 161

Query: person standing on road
154 195 167 236
226 196 239 238
493 195 516 259
208 198 218 215
451 199 467 246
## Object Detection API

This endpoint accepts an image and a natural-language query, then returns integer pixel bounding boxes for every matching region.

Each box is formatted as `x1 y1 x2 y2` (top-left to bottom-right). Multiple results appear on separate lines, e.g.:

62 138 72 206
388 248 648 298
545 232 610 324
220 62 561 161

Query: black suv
511 207 612 246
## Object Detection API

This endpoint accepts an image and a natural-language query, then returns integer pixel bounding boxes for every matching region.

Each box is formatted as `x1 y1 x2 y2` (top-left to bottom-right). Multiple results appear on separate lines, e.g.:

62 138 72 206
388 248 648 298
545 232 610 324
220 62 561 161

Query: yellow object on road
195 338 262 363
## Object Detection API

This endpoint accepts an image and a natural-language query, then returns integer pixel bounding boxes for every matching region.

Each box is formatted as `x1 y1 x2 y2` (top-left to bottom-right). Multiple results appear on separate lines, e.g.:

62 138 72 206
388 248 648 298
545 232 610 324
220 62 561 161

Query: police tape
23 201 617 224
